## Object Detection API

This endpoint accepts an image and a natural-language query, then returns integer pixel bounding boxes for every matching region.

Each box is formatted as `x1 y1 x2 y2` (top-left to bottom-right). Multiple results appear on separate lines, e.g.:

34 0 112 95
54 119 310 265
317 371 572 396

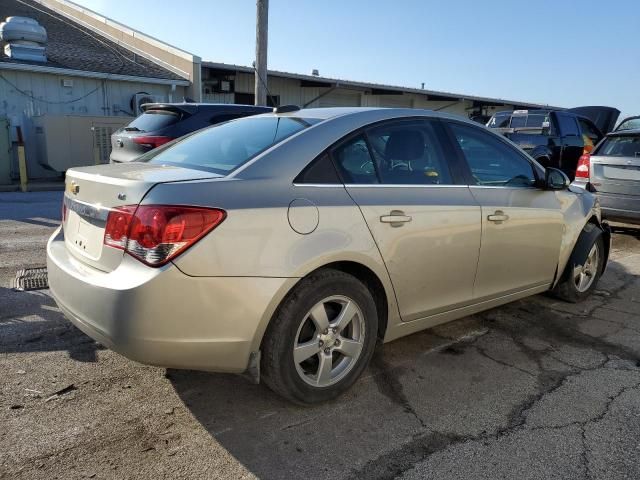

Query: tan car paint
344 184 481 321
468 186 564 299
48 107 603 376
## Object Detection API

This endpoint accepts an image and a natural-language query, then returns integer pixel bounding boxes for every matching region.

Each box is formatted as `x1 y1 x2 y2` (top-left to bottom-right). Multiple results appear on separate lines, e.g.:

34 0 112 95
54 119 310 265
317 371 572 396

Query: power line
0 73 100 104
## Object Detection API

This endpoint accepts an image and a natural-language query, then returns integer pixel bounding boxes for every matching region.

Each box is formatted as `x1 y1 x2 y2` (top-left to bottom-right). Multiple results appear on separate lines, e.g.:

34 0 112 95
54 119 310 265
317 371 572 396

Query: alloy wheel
573 243 600 293
293 295 365 387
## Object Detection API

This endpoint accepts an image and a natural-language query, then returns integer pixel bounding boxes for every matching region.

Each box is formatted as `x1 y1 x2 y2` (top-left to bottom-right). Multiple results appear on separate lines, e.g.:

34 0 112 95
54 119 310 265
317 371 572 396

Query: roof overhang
0 62 190 86
202 61 562 110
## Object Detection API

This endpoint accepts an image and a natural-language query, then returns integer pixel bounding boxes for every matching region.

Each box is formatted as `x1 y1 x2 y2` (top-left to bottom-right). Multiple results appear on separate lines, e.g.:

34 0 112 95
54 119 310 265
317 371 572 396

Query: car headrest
385 130 424 160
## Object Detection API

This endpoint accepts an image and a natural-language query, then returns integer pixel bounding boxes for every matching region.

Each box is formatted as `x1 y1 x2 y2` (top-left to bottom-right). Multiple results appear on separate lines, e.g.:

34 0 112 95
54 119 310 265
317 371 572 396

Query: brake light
104 205 225 266
61 201 68 224
575 154 591 179
132 136 175 149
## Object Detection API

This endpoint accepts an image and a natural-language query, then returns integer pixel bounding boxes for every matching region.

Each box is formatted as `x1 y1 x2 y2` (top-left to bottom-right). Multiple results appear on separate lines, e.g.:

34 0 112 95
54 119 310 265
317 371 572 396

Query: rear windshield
140 116 319 174
125 110 181 132
596 135 640 157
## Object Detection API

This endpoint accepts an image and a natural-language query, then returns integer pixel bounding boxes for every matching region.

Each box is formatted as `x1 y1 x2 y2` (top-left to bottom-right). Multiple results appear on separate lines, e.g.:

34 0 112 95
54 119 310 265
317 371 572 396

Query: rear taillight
104 205 225 266
61 201 68 224
575 154 591 179
132 136 175 149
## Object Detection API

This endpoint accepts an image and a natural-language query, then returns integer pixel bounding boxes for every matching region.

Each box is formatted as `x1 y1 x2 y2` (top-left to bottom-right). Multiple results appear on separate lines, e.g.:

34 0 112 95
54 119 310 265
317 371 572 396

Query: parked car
573 127 640 225
48 107 610 404
109 103 271 163
486 107 620 179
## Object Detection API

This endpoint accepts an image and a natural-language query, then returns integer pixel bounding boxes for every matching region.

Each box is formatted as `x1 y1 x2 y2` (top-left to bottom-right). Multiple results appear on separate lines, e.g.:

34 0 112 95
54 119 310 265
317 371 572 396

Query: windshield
124 110 181 132
139 116 319 174
616 117 640 132
597 135 640 157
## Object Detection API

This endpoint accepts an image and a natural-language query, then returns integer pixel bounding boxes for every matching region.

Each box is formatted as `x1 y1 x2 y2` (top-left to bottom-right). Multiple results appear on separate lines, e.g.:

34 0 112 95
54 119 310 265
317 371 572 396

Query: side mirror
541 120 551 136
545 167 570 190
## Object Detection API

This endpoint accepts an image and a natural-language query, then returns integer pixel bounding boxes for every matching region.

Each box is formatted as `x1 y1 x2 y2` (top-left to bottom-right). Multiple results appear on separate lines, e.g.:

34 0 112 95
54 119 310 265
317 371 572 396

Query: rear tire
552 224 605 303
261 269 378 405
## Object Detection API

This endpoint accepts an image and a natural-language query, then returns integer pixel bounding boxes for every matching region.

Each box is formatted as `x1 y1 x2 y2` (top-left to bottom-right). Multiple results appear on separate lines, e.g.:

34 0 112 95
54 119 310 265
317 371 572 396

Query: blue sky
77 0 639 117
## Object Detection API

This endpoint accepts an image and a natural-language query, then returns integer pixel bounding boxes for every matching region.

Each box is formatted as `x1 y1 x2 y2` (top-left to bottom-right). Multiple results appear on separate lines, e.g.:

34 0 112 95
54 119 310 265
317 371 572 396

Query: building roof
203 61 561 110
0 0 184 81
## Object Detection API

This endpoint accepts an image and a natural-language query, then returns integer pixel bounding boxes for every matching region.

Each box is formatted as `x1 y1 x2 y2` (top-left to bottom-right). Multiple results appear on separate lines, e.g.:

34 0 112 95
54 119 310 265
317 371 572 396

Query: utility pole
254 0 268 106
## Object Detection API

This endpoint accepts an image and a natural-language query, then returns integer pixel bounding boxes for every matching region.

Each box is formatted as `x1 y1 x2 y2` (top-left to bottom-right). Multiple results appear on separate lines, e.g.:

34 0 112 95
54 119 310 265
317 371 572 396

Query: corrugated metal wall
0 69 187 179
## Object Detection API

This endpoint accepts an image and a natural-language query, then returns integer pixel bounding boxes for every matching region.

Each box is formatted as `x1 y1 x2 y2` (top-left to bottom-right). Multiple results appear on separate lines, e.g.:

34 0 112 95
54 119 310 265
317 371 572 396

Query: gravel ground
1 191 640 480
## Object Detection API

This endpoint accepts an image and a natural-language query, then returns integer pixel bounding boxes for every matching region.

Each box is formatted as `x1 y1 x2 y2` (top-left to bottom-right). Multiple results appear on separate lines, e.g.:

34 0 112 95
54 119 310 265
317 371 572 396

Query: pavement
1 191 640 480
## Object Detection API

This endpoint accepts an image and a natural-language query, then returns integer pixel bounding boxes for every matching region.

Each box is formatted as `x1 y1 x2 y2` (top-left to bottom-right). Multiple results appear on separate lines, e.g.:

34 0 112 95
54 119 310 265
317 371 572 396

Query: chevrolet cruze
48 107 610 404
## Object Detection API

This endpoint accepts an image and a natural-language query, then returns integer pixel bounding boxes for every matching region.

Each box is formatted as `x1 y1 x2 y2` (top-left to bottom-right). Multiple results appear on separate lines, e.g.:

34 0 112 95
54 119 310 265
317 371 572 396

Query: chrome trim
468 185 539 190
63 194 109 221
344 184 465 188
292 183 345 188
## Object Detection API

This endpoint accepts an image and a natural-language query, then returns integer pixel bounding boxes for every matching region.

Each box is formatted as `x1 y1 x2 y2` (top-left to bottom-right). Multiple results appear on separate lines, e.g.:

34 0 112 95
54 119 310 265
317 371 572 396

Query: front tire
261 269 378 405
552 224 605 303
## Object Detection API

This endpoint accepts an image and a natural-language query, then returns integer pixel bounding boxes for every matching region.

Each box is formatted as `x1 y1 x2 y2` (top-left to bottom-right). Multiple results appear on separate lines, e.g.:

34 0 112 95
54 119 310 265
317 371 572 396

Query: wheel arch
552 215 610 288
253 259 395 358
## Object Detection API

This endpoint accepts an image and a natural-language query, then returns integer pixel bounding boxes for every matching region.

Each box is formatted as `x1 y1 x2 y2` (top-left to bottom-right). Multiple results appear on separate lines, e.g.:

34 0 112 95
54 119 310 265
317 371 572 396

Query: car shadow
0 287 102 362
167 258 640 480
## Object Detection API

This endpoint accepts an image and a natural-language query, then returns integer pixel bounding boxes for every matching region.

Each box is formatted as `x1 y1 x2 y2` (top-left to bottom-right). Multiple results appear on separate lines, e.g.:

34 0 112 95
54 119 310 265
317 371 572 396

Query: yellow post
16 127 27 192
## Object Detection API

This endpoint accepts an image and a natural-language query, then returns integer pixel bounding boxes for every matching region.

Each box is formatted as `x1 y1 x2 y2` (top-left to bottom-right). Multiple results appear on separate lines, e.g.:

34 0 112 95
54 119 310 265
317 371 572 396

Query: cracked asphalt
1 191 640 480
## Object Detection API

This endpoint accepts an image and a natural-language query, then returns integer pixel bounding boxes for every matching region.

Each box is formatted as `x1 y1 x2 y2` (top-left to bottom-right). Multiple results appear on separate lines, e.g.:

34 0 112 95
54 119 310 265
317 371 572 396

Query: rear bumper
597 192 640 225
47 227 294 373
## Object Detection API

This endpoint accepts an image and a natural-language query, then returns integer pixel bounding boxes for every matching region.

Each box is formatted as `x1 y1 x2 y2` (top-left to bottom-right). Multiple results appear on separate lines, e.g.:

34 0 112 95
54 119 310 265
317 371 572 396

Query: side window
365 120 453 185
331 135 378 184
294 153 340 184
556 114 580 136
578 118 602 149
449 123 536 188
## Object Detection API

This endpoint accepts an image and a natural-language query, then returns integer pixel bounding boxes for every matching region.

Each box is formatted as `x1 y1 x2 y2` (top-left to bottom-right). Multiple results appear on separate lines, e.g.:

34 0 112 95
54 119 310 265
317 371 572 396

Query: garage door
319 91 362 107
378 95 413 108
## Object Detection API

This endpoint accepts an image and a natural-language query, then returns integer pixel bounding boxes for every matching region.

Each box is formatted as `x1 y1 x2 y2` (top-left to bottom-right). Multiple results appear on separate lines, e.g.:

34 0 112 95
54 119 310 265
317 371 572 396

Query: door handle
487 210 509 224
380 210 412 227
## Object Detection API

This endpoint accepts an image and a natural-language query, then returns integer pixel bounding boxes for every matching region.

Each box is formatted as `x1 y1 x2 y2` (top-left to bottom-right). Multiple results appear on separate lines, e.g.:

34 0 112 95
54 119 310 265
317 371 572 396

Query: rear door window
556 114 580 136
365 119 453 185
332 135 379 184
448 122 536 187
125 110 180 132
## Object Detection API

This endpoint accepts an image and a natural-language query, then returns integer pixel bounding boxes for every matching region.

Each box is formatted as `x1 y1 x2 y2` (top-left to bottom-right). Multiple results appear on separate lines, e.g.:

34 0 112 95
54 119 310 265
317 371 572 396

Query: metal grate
92 125 117 164
13 267 48 291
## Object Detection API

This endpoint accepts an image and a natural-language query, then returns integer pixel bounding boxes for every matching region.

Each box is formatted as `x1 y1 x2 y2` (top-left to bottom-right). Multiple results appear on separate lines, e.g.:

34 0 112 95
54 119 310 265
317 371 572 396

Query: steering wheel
505 174 532 186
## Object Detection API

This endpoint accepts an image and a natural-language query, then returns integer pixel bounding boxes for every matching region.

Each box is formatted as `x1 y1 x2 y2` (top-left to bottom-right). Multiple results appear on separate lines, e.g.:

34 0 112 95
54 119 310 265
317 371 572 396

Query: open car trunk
62 162 221 272
567 106 621 135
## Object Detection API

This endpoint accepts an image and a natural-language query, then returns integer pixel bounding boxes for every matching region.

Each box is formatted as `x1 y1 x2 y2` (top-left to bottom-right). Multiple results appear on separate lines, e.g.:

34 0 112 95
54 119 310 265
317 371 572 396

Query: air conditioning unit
131 93 165 116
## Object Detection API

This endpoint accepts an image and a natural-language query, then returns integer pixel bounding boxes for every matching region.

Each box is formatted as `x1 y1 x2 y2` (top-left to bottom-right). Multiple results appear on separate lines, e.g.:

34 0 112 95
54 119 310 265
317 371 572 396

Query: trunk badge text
118 193 127 200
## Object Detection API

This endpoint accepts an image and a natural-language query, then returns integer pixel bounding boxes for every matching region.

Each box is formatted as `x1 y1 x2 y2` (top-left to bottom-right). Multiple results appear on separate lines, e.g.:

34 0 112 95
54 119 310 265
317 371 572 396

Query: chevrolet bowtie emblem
69 181 80 195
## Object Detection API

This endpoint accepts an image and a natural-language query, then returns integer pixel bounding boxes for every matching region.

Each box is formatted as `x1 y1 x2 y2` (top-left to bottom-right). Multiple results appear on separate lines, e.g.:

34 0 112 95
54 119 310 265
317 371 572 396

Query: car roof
262 106 475 125
608 128 640 137
141 102 271 114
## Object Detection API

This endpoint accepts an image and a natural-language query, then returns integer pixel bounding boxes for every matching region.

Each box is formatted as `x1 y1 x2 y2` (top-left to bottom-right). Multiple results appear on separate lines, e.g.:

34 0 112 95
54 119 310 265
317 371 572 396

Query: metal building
201 62 555 120
0 0 200 187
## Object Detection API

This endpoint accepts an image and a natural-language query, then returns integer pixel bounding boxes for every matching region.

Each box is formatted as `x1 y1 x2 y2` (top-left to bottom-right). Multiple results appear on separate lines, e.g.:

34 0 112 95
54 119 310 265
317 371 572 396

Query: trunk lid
567 106 620 135
62 162 221 272
590 154 640 195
